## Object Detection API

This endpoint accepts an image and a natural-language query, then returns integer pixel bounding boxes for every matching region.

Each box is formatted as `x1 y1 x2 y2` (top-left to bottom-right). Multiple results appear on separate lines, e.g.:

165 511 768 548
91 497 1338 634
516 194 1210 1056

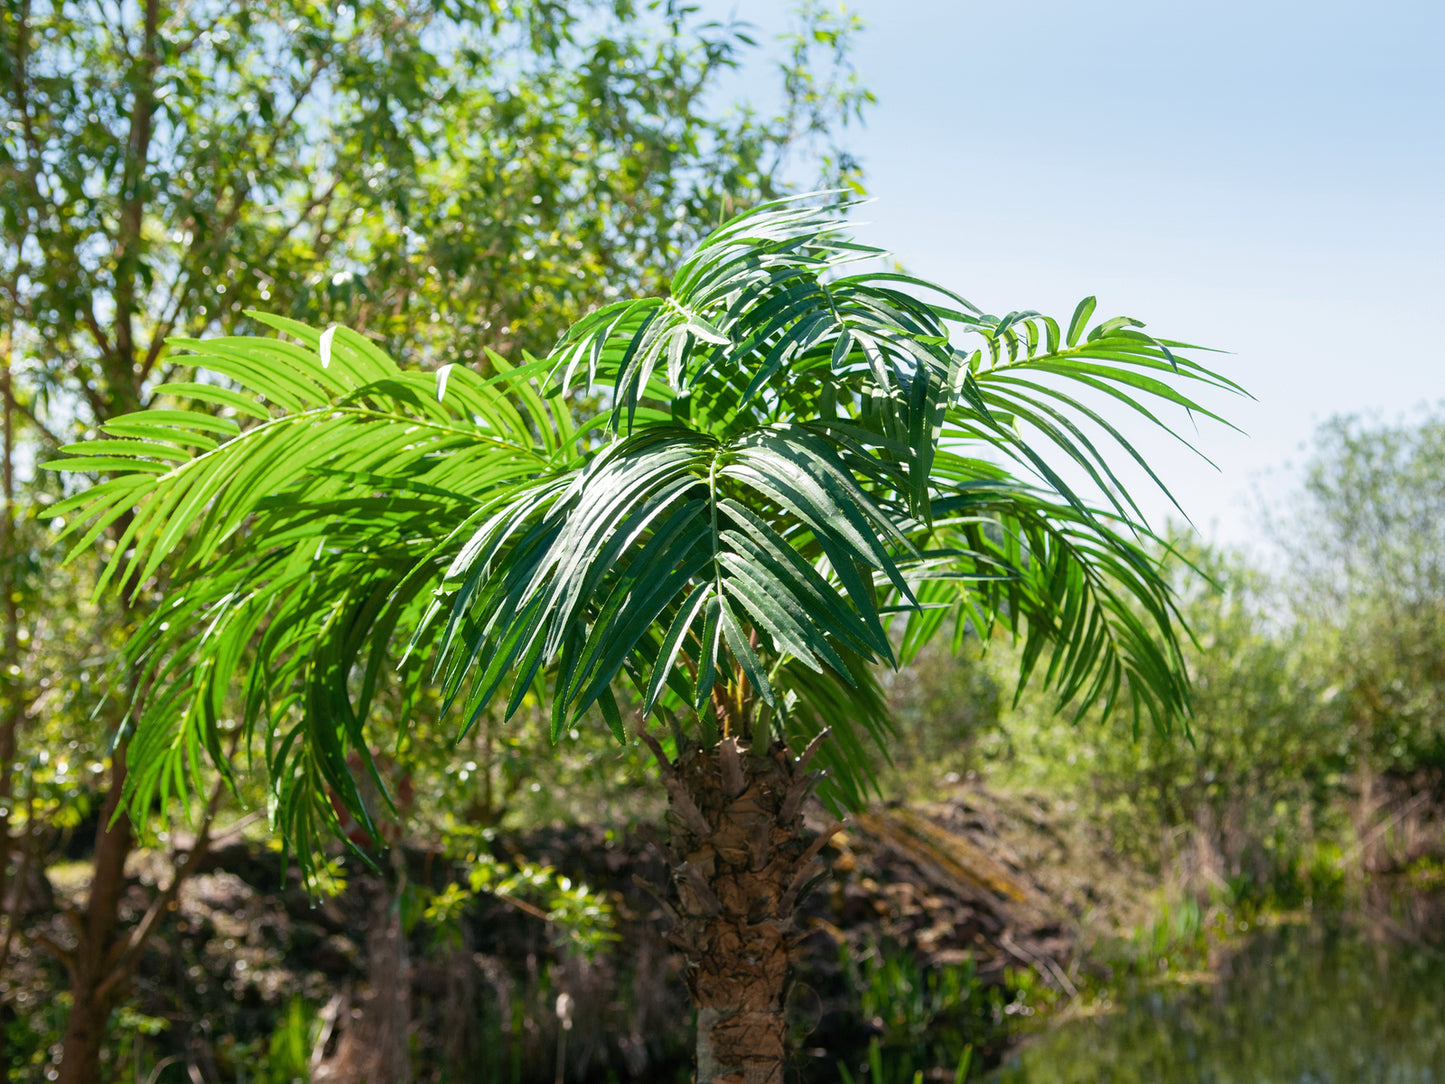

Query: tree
1273 410 1445 873
982 536 1348 902
1280 410 1445 777
2 1 869 1074
3 0 869 422
54 198 1239 1082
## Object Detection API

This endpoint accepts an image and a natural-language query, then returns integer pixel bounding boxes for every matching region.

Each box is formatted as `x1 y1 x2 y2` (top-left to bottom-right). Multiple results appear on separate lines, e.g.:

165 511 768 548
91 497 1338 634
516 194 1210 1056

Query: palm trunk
642 732 834 1084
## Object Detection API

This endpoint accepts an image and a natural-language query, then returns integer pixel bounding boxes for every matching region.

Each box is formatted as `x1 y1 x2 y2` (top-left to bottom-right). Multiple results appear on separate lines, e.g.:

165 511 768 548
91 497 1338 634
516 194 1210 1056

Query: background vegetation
3 2 1443 1082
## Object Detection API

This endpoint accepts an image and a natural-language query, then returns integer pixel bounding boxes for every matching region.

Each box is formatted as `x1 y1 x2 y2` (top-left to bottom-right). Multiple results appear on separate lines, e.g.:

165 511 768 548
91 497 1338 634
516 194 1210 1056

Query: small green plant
836 1037 973 1084
264 997 320 1084
840 940 993 1078
420 822 616 958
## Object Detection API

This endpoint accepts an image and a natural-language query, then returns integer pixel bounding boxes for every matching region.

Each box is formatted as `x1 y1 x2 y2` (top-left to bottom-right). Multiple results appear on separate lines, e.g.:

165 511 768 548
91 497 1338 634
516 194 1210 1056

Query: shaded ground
6 784 1104 1082
20 778 1436 1081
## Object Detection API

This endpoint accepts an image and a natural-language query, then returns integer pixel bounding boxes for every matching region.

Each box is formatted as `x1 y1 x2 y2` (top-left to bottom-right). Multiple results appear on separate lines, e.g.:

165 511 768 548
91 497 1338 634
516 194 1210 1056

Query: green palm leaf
52 195 1242 869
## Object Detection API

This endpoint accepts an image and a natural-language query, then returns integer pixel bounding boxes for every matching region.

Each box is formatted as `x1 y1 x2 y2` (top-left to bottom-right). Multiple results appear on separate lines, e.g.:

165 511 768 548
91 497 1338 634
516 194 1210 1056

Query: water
989 918 1445 1083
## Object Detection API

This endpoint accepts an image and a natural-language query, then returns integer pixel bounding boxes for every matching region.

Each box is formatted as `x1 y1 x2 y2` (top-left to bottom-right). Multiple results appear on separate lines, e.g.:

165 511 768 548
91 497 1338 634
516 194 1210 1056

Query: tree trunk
317 876 412 1084
645 733 833 1084
315 824 412 1084
57 745 134 1084
0 303 21 1077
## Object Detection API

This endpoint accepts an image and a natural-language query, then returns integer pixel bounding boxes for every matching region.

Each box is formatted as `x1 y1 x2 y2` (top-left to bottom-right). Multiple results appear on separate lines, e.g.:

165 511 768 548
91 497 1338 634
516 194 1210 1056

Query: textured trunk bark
643 732 834 1084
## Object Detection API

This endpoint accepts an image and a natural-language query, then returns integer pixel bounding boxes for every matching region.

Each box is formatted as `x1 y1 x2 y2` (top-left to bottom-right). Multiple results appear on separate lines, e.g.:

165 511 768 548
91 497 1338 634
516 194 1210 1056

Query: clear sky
714 0 1444 557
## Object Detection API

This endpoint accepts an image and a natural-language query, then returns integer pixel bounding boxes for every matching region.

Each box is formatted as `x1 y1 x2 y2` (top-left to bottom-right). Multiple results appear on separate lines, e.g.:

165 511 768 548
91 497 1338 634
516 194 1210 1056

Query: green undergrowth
816 939 1046 1083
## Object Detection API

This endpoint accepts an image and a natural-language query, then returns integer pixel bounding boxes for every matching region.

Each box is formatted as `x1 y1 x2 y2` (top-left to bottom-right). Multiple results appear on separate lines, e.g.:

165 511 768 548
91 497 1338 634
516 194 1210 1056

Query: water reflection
990 915 1445 1083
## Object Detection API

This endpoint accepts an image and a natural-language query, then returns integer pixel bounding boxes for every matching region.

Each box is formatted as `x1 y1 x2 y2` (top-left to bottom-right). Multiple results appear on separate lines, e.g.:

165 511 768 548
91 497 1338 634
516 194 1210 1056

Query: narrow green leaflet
53 196 1241 873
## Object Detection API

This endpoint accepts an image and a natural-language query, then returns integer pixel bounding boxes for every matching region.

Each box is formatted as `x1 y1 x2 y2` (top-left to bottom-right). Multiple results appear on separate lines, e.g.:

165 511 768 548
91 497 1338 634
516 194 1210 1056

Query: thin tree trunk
641 731 835 1084
318 865 413 1084
48 757 225 1084
0 276 23 1084
104 0 160 417
56 741 134 1084
1358 754 1377 875
0 306 20 951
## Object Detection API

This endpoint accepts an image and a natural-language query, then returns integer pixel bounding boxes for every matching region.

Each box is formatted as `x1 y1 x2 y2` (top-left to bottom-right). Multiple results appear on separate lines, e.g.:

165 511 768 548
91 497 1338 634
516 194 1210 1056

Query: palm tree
54 197 1240 1081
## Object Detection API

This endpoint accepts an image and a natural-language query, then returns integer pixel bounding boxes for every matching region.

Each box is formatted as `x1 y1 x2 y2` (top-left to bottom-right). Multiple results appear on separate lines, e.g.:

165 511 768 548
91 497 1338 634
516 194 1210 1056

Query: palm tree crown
54 196 1241 860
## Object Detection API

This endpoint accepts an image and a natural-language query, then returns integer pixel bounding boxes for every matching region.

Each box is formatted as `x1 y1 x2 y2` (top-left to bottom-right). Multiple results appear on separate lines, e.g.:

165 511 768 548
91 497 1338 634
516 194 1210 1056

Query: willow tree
54 198 1238 1082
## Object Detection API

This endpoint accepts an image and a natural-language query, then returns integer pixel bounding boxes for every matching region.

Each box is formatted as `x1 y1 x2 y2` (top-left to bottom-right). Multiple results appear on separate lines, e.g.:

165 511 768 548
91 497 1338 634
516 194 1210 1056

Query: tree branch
9 394 63 449
80 299 116 368
639 728 712 839
253 174 342 273
6 0 43 168
108 0 163 407
779 820 843 912
30 930 78 975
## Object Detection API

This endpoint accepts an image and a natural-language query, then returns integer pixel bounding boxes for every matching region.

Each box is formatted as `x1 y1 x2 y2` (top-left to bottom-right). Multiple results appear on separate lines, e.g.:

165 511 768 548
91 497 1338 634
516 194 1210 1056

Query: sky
712 0 1445 558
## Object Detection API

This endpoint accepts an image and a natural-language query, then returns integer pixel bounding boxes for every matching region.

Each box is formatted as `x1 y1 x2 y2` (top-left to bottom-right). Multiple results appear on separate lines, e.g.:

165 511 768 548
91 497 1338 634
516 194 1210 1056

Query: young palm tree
55 197 1239 1082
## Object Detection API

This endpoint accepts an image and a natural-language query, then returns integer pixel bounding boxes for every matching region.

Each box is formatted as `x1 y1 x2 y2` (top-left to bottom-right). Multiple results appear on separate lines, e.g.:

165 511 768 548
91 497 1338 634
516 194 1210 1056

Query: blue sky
715 0 1444 555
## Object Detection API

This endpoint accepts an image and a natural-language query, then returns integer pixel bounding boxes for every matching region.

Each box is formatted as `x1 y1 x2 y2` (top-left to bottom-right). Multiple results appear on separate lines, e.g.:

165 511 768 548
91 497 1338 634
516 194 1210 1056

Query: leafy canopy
3 0 874 897
1279 410 1445 773
52 197 1242 861
3 0 869 429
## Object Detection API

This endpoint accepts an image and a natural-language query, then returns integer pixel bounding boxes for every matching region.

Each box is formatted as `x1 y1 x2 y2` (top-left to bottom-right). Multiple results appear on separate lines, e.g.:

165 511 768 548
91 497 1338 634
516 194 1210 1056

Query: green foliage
877 634 1002 797
840 939 993 1078
1280 409 1445 775
425 823 616 958
2 985 69 1080
992 925 1445 1084
262 997 321 1084
1130 895 1210 974
836 1038 973 1084
52 197 1239 873
982 536 1351 902
400 691 665 831
2 0 871 427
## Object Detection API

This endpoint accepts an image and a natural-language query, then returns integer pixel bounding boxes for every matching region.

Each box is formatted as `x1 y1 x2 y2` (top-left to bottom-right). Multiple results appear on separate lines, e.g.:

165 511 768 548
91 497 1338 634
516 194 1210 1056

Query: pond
989 909 1445 1083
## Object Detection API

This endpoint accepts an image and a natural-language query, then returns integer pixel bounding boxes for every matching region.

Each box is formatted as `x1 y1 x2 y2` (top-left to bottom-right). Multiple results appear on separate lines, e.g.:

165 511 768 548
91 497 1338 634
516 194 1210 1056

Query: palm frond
52 196 1243 867
50 324 573 857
